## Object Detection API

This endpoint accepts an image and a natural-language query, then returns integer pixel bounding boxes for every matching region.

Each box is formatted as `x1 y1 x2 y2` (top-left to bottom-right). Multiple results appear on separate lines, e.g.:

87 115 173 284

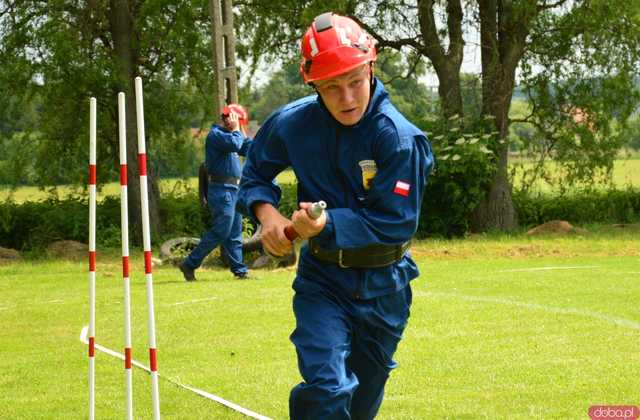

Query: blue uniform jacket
238 79 434 299
205 124 251 187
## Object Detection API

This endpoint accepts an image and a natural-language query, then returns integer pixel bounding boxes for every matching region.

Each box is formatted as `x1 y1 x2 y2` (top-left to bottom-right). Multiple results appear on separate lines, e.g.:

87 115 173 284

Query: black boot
234 271 253 280
179 260 196 281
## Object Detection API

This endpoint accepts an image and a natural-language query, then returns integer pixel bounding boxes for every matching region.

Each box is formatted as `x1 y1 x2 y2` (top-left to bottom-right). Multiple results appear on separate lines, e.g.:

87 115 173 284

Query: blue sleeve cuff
237 185 281 222
312 209 335 247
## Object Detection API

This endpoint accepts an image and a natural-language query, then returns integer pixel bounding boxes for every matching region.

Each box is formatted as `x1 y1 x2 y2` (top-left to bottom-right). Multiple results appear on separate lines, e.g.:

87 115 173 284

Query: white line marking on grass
498 266 600 273
79 326 272 420
422 292 640 331
169 297 218 306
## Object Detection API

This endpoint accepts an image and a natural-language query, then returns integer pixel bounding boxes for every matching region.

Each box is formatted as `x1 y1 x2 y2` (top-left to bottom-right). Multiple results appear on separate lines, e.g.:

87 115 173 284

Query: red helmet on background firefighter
300 12 377 83
221 103 249 127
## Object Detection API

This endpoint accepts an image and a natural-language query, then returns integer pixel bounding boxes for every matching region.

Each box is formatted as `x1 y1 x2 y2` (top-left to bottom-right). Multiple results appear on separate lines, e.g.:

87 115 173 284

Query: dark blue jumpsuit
238 79 434 419
185 124 251 276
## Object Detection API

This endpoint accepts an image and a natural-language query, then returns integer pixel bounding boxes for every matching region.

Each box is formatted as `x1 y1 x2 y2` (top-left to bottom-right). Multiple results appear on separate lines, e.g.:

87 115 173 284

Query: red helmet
221 103 249 126
300 12 377 83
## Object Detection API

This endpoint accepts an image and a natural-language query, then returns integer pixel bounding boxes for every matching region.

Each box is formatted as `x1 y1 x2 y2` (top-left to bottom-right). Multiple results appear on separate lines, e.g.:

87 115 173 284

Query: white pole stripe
135 77 146 155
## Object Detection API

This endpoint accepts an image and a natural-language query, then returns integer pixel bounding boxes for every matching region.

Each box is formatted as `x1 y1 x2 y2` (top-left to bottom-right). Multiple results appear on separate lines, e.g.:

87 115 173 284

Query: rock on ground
526 220 587 236
0 247 22 264
47 240 87 259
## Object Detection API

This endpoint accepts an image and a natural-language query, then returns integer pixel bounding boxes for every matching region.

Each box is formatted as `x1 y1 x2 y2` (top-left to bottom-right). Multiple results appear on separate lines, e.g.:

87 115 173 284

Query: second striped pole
118 92 134 420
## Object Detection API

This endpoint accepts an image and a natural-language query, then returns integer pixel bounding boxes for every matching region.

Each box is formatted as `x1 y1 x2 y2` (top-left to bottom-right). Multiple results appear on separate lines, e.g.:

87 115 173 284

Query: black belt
207 175 240 185
308 239 411 268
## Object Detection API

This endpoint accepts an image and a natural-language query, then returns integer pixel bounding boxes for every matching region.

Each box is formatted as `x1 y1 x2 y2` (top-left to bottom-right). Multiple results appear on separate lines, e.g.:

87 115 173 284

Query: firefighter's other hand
254 203 293 257
292 202 326 239
223 112 240 132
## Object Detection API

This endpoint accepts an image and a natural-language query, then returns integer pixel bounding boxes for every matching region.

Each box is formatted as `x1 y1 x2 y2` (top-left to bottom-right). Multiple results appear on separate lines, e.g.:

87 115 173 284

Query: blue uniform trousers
289 277 412 420
185 185 247 275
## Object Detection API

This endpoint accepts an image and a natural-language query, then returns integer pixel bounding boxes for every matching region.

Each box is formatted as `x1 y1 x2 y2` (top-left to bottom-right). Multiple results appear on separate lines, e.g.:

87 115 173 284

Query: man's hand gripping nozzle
284 201 327 241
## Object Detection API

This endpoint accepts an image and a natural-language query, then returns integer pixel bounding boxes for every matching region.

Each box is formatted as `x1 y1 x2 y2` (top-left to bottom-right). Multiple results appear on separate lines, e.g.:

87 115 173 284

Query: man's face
221 115 231 130
315 64 371 126
221 113 238 131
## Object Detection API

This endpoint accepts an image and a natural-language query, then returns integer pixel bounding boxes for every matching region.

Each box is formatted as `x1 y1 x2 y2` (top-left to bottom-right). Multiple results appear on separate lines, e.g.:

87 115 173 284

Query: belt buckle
337 249 349 268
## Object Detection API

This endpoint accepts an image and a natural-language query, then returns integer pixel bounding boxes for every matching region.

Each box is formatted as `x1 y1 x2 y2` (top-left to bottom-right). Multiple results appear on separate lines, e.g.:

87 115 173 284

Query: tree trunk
417 0 464 117
471 0 533 232
109 0 161 244
470 98 517 231
435 65 463 118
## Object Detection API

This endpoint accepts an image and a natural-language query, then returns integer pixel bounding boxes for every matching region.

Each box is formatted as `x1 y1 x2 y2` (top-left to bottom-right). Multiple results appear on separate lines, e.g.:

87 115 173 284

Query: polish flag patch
393 180 411 197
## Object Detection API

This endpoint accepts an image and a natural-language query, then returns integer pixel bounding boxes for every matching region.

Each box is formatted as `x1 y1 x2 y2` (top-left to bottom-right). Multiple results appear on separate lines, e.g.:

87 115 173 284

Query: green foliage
0 132 40 186
157 191 208 239
419 115 499 237
515 187 640 228
375 50 438 130
0 1 215 187
625 116 640 151
242 60 315 124
0 195 89 250
514 75 639 191
0 183 301 250
235 0 354 70
516 0 640 190
277 182 299 219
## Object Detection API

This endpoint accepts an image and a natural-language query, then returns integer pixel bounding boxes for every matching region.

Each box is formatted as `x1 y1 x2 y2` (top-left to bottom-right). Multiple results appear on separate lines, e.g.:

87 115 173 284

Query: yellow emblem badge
358 160 377 190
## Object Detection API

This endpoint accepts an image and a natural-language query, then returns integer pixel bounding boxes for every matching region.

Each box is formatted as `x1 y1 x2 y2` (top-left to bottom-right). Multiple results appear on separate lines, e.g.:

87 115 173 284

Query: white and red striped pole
118 92 134 420
134 76 161 420
88 97 97 420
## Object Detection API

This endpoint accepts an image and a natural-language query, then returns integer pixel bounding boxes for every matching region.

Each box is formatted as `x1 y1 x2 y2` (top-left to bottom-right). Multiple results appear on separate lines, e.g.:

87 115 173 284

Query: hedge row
1 184 638 251
513 188 640 227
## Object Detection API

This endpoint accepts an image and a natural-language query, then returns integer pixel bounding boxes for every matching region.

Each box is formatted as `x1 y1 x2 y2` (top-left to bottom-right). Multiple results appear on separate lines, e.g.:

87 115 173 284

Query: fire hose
283 201 327 241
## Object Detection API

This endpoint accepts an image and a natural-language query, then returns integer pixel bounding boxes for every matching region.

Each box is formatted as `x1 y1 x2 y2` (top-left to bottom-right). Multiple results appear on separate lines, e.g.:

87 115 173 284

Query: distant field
1 230 638 419
0 170 298 203
510 157 640 192
2 157 639 203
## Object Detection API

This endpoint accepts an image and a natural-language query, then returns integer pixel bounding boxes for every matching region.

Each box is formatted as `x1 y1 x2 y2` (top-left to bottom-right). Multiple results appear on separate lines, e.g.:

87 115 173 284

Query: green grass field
1 230 638 419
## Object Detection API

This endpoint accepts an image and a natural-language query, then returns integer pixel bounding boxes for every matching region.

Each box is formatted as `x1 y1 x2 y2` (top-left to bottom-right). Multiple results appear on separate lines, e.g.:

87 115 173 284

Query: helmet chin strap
369 62 375 88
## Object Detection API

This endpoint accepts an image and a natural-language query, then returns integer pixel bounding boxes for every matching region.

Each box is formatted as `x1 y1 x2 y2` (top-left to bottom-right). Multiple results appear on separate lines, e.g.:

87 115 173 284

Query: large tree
235 0 640 231
0 0 215 240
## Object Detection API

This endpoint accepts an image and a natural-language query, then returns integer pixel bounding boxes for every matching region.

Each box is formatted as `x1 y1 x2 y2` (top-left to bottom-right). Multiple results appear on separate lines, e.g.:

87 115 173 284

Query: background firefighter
179 104 253 281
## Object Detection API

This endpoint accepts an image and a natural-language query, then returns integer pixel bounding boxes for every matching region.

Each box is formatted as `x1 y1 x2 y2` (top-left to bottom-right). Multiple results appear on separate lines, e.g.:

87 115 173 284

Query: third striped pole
134 76 161 420
88 97 97 420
